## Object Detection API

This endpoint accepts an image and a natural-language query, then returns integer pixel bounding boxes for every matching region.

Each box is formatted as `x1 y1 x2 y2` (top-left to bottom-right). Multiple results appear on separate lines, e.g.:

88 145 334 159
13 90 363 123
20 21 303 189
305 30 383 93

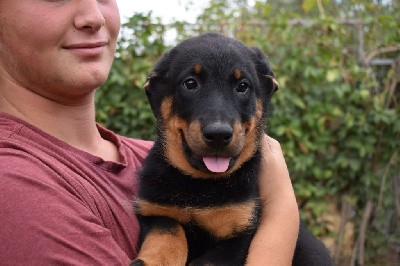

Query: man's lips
63 41 108 56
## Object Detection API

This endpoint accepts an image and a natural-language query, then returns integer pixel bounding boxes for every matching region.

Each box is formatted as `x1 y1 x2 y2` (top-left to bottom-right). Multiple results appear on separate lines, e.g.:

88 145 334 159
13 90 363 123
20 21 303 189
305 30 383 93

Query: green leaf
302 0 316 13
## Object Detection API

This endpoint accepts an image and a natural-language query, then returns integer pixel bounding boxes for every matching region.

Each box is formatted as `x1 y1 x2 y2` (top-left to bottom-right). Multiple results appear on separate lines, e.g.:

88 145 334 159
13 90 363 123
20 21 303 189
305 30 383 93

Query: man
0 0 301 265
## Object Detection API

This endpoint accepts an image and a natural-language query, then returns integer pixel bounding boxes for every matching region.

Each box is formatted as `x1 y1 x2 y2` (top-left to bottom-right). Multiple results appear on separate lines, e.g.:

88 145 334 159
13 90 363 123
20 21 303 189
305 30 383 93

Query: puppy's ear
143 71 157 91
143 50 176 119
265 74 279 93
143 72 168 119
251 47 279 94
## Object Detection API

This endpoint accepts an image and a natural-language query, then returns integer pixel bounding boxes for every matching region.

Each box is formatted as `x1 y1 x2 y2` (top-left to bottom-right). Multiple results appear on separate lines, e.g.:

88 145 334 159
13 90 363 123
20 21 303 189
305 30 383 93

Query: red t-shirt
0 113 153 265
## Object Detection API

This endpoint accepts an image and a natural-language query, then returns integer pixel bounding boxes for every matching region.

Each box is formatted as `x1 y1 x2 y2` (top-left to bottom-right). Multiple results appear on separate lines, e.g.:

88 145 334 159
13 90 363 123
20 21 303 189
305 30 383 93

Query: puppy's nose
203 123 233 148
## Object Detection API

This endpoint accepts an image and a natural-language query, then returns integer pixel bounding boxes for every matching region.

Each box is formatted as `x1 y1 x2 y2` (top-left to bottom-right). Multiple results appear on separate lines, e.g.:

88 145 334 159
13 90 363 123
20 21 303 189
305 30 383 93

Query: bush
97 1 400 263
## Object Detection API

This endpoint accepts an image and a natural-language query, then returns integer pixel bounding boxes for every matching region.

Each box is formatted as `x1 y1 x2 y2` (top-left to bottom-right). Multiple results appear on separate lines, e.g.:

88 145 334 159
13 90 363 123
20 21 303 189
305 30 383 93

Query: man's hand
246 135 299 266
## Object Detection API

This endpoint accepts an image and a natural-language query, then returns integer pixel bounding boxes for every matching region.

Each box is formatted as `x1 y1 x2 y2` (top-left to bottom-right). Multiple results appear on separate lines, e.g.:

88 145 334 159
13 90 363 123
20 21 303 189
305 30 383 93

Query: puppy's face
145 33 277 178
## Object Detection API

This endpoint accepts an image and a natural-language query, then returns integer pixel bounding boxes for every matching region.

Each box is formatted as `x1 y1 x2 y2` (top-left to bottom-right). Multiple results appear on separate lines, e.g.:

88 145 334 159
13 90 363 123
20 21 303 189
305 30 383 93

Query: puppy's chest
136 150 261 238
136 198 259 239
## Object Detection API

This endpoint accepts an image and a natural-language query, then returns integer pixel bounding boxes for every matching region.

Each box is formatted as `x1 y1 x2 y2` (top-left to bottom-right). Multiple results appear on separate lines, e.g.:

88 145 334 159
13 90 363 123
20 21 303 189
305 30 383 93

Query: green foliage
96 13 168 139
97 0 400 263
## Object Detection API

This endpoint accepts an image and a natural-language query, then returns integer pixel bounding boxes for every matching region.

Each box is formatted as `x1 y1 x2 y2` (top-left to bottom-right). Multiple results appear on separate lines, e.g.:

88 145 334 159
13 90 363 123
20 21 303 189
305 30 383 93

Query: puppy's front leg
132 216 188 266
188 231 255 266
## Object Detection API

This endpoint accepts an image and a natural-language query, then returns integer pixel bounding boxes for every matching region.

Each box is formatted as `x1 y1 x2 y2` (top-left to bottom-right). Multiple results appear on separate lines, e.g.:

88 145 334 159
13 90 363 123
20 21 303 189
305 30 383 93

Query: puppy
132 32 278 265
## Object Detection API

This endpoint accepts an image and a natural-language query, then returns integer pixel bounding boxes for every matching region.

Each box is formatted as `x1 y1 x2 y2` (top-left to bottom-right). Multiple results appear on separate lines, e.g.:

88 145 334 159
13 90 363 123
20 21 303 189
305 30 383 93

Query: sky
116 0 208 23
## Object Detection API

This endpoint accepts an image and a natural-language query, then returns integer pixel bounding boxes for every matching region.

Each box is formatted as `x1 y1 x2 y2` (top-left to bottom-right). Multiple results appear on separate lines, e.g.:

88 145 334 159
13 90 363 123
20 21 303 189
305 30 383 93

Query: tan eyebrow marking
234 69 241 79
194 64 202 74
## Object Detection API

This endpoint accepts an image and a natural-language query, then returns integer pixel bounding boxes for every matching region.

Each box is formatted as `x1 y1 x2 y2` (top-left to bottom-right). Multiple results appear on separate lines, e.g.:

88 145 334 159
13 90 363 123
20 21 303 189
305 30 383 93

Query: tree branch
364 44 400 65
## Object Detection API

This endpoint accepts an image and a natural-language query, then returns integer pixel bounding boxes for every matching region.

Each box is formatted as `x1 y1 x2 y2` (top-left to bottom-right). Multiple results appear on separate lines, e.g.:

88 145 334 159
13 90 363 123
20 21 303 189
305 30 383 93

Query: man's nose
74 0 105 32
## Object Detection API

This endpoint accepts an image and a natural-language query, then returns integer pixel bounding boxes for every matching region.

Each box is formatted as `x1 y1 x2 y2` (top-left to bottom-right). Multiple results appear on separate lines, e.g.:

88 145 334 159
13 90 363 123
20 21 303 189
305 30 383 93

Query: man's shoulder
120 136 154 149
96 123 154 156
0 113 24 139
118 135 154 155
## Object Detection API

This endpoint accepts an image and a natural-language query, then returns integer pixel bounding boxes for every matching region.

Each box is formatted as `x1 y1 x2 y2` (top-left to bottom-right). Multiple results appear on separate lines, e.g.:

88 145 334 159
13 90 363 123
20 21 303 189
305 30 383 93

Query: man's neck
0 80 120 162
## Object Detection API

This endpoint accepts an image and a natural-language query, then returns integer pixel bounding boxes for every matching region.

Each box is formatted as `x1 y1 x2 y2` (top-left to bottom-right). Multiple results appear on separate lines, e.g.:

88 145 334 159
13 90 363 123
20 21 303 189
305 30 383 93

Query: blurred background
98 1 400 265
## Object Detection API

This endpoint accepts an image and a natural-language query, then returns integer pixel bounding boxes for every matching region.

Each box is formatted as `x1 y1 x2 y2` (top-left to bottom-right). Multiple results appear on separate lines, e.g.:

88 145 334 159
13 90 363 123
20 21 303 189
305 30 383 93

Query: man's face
0 0 121 103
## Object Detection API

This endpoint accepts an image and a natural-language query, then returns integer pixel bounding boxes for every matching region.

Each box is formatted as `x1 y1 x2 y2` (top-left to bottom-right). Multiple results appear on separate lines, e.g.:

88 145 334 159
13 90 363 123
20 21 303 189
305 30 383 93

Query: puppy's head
145 33 278 178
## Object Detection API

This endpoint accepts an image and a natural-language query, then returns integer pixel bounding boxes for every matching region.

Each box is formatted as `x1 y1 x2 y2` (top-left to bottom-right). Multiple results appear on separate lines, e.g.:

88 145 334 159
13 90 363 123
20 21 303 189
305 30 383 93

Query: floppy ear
265 74 279 93
143 72 167 119
143 50 175 119
251 47 279 95
249 47 279 119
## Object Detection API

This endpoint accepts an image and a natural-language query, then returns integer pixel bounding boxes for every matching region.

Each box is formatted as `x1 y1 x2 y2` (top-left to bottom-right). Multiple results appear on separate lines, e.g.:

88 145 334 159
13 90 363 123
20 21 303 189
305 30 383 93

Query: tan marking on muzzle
160 97 174 120
164 118 237 178
232 100 264 170
161 98 204 177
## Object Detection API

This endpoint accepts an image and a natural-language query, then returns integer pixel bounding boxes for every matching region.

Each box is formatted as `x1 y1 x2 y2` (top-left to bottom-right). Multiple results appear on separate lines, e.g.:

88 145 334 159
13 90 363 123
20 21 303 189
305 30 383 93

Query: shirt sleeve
0 151 132 266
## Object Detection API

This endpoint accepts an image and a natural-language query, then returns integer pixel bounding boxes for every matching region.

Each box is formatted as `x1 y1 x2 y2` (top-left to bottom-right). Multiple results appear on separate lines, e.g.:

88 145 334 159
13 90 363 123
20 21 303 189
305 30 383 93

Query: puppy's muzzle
202 123 233 149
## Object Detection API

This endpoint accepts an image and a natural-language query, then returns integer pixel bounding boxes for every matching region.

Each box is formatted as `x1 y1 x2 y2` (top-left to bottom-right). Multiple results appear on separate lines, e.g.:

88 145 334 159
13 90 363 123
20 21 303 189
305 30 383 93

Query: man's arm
0 154 132 265
246 135 299 265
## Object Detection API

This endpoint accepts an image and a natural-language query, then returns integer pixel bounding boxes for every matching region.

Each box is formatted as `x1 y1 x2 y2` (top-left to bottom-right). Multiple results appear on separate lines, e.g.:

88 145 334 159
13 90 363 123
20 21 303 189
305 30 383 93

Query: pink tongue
203 157 230 173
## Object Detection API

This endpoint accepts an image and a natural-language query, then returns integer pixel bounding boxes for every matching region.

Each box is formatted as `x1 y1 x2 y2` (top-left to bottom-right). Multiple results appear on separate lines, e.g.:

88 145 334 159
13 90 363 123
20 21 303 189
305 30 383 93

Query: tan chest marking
136 199 257 239
136 199 192 223
193 201 257 239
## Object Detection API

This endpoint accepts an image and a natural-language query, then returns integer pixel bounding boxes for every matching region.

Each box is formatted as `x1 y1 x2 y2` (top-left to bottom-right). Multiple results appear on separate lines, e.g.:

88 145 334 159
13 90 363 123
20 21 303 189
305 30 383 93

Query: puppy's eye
183 78 198 90
236 81 251 93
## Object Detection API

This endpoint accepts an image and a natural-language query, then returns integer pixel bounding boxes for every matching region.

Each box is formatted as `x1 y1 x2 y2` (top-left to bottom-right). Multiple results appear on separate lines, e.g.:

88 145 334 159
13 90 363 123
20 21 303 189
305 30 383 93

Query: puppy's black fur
132 33 334 266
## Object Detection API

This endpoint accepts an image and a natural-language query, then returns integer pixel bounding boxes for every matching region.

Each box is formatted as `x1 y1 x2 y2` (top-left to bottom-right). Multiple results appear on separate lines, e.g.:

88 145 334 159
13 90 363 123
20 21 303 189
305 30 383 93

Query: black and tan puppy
132 33 276 265
132 33 333 266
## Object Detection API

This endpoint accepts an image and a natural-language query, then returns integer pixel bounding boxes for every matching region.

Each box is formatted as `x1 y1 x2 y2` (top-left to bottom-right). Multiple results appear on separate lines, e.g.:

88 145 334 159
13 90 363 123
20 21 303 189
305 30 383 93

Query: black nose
203 123 233 148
